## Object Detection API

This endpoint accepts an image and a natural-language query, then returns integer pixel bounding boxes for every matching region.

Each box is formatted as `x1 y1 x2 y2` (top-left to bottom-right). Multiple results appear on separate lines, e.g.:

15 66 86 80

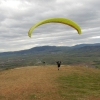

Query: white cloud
0 0 100 52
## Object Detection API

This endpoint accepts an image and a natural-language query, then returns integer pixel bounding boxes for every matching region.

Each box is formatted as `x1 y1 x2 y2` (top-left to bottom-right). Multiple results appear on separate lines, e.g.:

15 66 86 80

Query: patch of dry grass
0 65 61 100
0 65 100 100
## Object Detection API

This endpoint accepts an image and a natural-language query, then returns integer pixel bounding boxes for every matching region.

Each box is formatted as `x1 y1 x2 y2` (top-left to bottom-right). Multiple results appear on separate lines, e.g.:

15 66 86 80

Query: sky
0 0 100 52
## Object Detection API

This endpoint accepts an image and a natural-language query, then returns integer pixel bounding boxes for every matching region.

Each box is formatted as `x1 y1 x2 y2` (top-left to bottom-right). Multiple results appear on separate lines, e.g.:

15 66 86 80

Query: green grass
28 94 36 99
57 70 100 100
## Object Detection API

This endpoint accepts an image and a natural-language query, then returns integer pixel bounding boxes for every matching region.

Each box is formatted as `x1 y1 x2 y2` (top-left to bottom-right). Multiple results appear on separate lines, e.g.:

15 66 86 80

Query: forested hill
0 43 100 56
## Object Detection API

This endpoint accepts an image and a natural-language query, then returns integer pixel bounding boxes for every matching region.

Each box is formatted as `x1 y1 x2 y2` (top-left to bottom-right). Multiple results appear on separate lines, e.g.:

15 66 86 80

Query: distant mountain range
0 43 100 56
72 43 100 48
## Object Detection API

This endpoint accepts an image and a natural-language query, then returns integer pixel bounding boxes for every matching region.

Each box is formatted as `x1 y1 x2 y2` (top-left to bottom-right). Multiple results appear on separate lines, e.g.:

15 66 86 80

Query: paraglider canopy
28 18 82 37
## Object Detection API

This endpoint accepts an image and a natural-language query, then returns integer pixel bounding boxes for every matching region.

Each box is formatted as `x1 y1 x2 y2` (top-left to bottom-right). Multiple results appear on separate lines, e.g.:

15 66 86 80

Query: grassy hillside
0 65 100 100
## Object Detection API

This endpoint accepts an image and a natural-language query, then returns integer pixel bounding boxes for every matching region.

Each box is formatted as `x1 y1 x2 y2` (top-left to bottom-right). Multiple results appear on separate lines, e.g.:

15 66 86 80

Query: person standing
56 61 61 70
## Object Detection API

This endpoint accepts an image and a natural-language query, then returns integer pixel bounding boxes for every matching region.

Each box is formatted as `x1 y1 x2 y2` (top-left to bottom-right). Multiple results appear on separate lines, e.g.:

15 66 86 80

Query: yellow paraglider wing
28 18 82 37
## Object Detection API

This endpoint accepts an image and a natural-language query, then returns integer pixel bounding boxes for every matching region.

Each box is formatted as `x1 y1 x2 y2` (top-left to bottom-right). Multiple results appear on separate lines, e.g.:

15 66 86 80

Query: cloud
0 0 100 52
